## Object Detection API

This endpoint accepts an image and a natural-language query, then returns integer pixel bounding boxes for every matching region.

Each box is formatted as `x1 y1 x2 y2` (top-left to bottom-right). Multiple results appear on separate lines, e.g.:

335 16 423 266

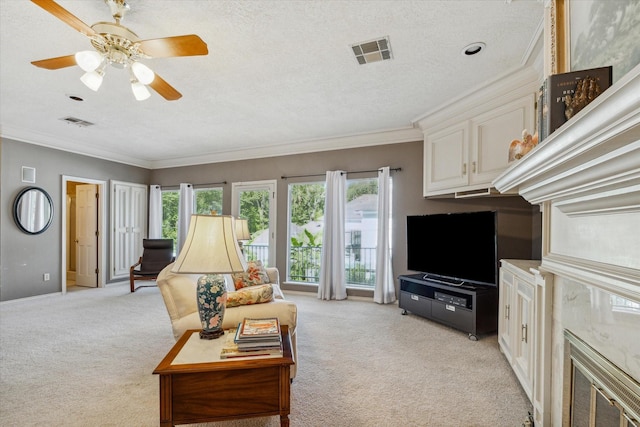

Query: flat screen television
406 211 498 287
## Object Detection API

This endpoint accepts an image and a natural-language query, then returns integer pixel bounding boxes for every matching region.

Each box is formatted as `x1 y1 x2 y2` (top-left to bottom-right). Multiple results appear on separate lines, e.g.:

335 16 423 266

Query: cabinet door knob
472 161 477 173
521 324 528 343
505 304 510 319
462 163 467 175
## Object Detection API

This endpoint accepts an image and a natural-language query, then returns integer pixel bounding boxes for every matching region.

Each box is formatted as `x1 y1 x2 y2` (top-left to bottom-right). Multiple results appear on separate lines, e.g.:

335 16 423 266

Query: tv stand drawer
431 301 473 331
399 291 432 318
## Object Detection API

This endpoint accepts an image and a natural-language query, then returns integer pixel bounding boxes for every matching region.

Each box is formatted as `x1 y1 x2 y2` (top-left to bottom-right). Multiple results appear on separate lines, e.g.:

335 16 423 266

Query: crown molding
2 124 422 170
149 126 423 169
1 126 153 169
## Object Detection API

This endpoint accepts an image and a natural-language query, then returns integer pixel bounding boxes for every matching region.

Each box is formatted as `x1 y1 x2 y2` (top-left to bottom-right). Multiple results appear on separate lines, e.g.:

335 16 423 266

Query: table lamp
171 215 247 339
234 218 250 253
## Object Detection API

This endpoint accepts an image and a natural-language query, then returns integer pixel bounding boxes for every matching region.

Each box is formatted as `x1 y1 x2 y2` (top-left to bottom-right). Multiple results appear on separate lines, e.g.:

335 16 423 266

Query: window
231 181 276 266
161 187 223 253
287 182 325 283
161 190 179 252
194 187 223 215
345 178 379 288
286 177 384 288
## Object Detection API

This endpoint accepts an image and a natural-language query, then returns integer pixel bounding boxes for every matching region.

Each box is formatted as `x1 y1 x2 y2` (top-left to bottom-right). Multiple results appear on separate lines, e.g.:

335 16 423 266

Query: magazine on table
220 328 282 359
237 317 281 339
233 326 281 349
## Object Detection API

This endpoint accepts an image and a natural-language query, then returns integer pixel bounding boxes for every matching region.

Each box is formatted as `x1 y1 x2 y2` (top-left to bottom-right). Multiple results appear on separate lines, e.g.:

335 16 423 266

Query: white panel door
130 185 147 264
113 183 131 277
76 184 98 287
111 181 148 279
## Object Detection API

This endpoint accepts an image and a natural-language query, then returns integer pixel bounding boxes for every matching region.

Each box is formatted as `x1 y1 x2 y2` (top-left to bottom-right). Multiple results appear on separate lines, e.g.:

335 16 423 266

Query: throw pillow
226 284 274 308
232 260 270 289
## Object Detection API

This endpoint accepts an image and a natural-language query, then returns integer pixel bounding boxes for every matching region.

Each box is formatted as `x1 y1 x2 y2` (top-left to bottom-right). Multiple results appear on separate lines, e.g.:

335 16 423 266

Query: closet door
111 181 148 279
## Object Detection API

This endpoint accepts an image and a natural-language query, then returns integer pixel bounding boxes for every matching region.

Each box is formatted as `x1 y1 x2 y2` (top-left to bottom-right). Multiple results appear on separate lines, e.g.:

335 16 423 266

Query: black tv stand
398 274 498 340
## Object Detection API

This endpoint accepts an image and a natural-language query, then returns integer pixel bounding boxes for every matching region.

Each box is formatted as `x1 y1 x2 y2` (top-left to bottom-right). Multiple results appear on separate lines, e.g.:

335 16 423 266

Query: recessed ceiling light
462 42 485 56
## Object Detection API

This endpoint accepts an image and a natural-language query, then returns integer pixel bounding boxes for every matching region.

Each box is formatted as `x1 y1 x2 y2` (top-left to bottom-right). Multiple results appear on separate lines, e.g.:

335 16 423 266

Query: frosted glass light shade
75 51 103 72
131 81 151 101
131 61 155 85
172 215 248 274
80 70 104 91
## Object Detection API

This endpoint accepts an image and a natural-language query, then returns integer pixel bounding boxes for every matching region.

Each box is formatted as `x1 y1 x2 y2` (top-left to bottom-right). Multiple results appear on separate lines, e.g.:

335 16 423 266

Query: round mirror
13 186 54 235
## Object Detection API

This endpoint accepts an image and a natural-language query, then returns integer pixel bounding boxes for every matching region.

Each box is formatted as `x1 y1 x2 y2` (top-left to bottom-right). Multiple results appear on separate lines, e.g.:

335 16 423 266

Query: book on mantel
539 66 612 142
220 328 282 359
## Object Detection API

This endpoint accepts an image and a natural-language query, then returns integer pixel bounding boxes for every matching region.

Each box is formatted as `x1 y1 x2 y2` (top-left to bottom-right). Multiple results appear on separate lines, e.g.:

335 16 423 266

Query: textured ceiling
0 0 544 169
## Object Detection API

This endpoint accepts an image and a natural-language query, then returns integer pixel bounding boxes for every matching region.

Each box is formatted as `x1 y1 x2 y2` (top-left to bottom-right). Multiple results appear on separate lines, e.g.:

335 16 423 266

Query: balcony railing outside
243 244 269 266
244 244 376 287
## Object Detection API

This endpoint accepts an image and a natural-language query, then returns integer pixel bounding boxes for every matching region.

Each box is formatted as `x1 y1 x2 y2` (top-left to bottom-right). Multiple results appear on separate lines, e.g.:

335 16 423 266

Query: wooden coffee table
153 326 294 427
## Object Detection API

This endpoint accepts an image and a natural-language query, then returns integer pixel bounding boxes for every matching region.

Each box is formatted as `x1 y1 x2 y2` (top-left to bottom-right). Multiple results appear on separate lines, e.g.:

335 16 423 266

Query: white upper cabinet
423 94 535 197
424 122 469 192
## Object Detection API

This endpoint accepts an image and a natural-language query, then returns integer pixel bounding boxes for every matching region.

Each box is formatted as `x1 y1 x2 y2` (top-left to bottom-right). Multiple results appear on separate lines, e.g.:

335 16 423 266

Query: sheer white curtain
148 185 163 239
177 183 193 256
318 171 347 300
374 167 396 304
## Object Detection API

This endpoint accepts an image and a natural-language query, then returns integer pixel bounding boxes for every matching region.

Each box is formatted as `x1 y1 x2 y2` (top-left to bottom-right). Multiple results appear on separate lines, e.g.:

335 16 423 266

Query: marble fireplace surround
493 64 640 426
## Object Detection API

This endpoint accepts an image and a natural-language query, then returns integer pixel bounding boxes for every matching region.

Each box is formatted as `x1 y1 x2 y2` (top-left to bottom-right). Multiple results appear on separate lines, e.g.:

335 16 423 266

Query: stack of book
220 317 283 359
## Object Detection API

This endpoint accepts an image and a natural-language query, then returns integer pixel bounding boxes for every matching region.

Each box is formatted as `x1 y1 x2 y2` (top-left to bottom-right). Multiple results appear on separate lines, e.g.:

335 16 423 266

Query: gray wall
1 138 539 301
150 141 540 295
1 139 149 301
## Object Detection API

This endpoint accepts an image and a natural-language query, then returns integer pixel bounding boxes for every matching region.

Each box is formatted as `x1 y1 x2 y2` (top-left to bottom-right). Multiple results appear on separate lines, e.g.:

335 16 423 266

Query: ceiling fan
30 0 208 101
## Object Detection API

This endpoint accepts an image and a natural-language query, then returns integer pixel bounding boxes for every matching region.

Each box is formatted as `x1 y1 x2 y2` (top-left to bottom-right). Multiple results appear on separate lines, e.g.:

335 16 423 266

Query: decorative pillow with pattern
226 284 274 308
232 260 270 289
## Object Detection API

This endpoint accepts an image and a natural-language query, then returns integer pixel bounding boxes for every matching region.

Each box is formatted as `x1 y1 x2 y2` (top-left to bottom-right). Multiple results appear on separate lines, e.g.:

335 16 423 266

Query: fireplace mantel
493 64 640 212
493 64 640 426
493 64 640 301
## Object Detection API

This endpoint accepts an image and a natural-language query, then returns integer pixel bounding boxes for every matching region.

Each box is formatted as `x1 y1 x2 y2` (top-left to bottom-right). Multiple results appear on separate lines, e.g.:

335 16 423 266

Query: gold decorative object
564 76 603 120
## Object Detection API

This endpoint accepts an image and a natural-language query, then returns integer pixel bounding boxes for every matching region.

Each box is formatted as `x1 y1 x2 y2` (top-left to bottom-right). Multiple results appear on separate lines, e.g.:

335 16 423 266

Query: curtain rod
281 167 401 180
156 181 228 190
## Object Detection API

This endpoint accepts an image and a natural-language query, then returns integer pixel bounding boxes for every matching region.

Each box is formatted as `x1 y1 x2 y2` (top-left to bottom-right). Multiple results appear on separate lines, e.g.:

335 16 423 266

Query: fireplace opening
566 330 640 426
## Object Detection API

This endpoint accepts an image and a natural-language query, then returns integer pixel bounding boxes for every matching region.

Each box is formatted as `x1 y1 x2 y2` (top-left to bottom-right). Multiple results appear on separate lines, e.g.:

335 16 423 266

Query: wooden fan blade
148 74 182 101
31 54 77 70
139 35 208 58
31 0 96 37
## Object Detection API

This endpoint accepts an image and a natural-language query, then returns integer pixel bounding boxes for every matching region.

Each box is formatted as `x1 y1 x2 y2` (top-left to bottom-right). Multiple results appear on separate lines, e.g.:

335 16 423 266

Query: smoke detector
351 36 393 65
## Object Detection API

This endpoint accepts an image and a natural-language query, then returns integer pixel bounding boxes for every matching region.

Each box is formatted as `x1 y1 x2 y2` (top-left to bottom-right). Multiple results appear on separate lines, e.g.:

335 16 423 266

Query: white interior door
76 184 98 287
111 181 148 279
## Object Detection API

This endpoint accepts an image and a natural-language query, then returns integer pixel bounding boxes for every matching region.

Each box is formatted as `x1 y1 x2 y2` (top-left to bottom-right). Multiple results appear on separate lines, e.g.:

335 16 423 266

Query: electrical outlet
43 273 50 281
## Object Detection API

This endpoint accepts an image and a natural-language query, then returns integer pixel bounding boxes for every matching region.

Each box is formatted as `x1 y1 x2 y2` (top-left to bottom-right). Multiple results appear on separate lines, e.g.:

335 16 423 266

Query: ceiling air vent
60 117 95 127
351 36 392 65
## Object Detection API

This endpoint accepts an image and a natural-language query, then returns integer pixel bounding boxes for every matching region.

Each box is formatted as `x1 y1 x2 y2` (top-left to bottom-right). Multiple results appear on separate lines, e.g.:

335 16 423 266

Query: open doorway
61 176 107 294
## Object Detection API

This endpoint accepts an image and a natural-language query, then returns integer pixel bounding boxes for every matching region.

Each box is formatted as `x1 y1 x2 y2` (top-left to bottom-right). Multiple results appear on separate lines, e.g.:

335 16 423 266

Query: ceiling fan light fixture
75 50 103 72
80 69 104 91
131 80 151 101
131 61 155 85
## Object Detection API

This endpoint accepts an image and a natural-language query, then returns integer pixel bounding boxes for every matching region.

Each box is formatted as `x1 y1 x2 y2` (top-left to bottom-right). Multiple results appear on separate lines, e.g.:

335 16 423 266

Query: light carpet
0 282 531 426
